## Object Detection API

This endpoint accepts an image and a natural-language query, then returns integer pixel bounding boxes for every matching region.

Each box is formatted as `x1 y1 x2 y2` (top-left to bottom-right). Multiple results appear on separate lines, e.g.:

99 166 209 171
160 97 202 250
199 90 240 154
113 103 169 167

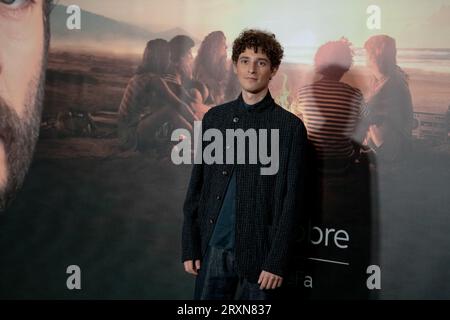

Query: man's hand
183 260 201 276
258 270 283 290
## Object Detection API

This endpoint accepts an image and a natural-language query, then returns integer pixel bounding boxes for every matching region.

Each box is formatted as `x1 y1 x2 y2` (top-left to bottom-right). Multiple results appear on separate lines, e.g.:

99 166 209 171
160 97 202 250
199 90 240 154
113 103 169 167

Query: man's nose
248 62 257 74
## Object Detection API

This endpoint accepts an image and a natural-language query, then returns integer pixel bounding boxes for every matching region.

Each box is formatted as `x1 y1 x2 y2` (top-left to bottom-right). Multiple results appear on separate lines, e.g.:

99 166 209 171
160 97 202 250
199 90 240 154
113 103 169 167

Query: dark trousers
194 246 277 300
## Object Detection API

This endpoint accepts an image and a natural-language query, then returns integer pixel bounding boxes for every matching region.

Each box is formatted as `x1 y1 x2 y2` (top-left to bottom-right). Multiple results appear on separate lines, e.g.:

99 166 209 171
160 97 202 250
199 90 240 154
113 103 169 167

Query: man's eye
258 61 267 67
0 0 30 9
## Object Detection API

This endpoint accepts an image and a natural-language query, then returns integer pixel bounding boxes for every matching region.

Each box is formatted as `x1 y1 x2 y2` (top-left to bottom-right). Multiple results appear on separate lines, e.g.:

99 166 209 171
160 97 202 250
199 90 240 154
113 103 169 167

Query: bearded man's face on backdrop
0 0 50 210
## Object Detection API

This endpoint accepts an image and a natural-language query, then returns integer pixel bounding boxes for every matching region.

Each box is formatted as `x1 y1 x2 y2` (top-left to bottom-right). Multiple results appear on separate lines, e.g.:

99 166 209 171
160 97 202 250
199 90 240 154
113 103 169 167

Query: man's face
233 47 277 95
0 0 47 210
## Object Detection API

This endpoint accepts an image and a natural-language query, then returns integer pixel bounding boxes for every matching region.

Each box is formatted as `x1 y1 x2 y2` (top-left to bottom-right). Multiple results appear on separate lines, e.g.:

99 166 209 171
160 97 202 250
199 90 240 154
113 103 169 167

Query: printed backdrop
0 0 449 299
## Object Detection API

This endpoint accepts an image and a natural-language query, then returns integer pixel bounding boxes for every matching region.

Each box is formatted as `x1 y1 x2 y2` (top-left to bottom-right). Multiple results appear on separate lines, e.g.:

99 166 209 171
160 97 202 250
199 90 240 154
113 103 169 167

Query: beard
0 62 46 212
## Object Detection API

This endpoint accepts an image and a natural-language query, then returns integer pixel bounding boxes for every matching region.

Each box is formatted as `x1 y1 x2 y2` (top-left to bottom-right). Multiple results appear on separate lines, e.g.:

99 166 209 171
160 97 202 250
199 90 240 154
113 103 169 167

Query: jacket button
233 117 239 123
222 170 228 176
216 195 221 200
209 218 215 224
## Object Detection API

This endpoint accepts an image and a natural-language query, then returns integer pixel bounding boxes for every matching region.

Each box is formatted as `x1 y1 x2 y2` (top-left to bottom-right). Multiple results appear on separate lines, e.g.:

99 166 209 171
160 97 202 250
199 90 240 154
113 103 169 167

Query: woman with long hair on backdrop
363 35 414 163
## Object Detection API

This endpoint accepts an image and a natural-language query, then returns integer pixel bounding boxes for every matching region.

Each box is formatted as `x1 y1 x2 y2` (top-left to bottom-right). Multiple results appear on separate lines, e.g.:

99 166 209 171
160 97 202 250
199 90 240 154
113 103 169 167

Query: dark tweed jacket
182 91 307 283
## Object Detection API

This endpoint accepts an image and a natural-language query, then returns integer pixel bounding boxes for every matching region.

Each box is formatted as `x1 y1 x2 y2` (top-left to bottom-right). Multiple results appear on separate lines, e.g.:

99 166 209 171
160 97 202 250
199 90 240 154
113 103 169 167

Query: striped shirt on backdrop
292 79 366 161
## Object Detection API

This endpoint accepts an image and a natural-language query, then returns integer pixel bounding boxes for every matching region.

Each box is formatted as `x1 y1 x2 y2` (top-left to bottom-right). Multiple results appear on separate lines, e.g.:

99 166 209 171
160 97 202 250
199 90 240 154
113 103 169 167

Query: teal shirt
208 99 253 249
208 170 236 249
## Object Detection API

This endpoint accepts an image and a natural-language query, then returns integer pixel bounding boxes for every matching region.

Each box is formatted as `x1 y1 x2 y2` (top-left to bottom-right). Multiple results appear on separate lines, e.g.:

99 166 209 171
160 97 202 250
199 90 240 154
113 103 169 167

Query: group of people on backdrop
118 31 413 167
118 31 239 156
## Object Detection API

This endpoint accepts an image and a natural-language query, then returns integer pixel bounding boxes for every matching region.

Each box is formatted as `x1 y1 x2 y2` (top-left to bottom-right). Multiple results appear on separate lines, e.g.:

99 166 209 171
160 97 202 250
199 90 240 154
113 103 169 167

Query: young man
182 29 307 300
0 0 53 211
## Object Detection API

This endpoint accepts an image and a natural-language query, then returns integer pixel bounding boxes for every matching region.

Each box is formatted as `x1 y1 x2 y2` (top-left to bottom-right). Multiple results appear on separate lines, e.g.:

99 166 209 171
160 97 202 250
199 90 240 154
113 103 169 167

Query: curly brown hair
232 29 284 70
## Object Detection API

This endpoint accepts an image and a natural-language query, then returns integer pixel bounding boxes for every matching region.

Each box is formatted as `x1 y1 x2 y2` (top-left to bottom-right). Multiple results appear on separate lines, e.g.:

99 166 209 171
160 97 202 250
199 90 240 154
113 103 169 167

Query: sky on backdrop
58 0 450 48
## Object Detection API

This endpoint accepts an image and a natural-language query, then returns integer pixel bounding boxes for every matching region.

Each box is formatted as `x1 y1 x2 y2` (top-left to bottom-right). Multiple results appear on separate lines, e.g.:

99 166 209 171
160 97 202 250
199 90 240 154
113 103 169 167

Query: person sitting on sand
118 39 199 153
130 35 213 156
361 35 414 163
292 38 366 173
162 35 211 119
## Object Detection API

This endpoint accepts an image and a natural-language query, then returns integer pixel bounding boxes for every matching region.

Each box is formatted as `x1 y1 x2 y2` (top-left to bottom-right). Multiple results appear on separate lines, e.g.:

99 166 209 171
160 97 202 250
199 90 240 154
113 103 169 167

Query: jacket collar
234 91 275 114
